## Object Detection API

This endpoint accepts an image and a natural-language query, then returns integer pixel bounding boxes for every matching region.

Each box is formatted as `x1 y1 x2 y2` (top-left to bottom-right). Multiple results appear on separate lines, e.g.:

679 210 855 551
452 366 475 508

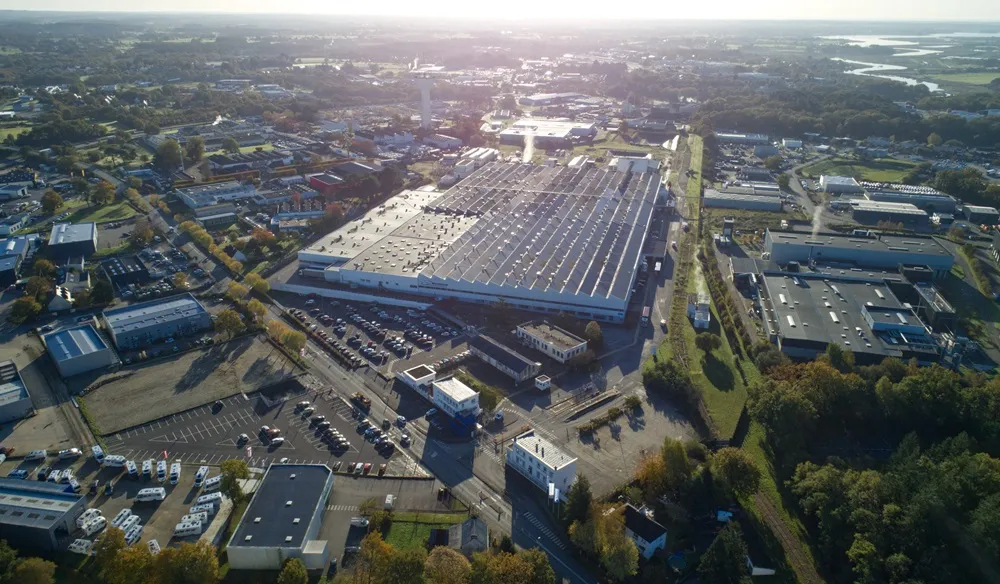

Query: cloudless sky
7 0 1000 21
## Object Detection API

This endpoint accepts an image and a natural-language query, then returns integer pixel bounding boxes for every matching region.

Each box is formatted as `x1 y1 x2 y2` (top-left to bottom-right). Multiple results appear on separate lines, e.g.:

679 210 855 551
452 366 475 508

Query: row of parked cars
295 401 353 451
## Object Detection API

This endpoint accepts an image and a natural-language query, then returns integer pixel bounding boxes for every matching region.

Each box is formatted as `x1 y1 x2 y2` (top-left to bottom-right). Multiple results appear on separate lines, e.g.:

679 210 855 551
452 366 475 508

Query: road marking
523 512 566 550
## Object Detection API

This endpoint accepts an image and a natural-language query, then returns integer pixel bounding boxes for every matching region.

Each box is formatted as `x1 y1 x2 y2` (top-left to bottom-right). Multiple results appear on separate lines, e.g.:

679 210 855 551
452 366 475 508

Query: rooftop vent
244 535 252 542
293 518 301 524
290 474 296 479
285 536 293 543
286 501 293 507
253 517 261 523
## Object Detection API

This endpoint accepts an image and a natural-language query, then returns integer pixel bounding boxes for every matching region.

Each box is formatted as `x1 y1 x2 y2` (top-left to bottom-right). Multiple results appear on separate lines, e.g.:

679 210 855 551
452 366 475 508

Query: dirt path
753 492 825 584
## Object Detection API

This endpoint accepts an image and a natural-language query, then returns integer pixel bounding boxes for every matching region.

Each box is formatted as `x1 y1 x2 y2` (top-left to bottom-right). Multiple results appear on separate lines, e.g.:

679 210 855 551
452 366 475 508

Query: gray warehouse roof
48 223 96 246
102 293 208 335
229 464 332 549
0 361 27 408
470 335 538 374
43 325 109 362
0 478 83 531
767 230 952 258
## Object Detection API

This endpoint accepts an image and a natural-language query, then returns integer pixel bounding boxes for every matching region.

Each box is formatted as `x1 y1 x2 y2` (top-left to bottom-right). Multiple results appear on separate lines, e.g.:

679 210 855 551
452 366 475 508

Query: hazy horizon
3 0 1000 22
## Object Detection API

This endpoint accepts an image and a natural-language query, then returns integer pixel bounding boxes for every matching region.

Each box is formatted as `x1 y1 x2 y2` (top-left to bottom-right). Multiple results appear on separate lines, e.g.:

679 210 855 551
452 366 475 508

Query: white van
69 539 93 555
195 492 222 506
120 515 140 533
126 460 138 478
201 476 222 492
141 459 152 478
83 516 108 536
25 450 47 461
169 463 180 485
136 487 166 502
76 508 101 529
47 470 62 483
193 466 209 487
156 461 166 482
92 445 105 464
181 512 208 525
147 540 161 555
104 455 126 468
189 503 216 516
173 521 202 537
110 508 132 529
124 525 143 546
68 478 82 493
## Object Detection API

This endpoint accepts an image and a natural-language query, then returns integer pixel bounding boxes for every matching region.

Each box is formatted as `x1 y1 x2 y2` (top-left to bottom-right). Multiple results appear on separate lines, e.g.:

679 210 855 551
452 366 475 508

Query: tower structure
414 74 435 129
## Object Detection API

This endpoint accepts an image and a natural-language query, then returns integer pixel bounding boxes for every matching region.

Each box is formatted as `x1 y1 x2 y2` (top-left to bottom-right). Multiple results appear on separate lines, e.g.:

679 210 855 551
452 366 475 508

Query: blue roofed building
41 324 117 378
100 293 212 350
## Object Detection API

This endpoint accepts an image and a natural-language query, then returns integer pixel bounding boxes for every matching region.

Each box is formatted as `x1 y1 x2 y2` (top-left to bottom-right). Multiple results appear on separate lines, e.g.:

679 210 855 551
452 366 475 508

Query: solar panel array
422 163 658 300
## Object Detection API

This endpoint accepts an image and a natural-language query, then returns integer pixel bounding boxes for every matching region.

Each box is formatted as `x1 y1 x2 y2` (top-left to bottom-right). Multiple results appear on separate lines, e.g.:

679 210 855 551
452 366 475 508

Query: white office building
176 181 258 209
431 377 480 419
506 430 577 494
515 321 588 363
819 175 862 194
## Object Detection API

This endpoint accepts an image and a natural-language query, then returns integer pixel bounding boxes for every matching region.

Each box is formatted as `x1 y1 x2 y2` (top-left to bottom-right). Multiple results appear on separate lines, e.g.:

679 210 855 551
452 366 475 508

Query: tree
130 219 154 247
821 343 855 374
247 298 267 322
583 321 603 350
244 273 269 294
219 459 250 504
40 191 64 215
94 527 127 576
92 181 116 205
695 332 723 354
267 319 289 340
33 259 55 278
947 225 967 240
25 276 51 300
423 547 471 584
469 552 533 584
356 532 395 584
250 227 276 248
172 272 188 289
226 281 249 303
661 437 693 494
215 309 243 337
565 473 593 525
153 139 183 171
600 536 639 581
698 523 751 584
277 558 308 584
712 447 762 498
151 541 218 584
73 289 92 309
185 137 205 163
104 545 154 584
221 137 241 154
927 132 943 147
128 176 143 189
385 547 427 584
92 279 114 305
56 155 77 174
282 330 307 353
520 549 556 584
0 539 19 582
71 176 90 198
13 557 56 584
776 174 790 190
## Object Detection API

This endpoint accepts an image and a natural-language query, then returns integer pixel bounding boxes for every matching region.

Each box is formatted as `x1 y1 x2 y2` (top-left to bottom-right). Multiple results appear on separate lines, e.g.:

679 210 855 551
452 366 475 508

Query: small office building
515 321 588 363
226 464 334 571
469 336 542 383
101 293 212 350
964 205 1000 225
0 478 87 550
506 430 577 494
0 360 32 424
48 223 97 259
431 377 480 434
42 325 117 378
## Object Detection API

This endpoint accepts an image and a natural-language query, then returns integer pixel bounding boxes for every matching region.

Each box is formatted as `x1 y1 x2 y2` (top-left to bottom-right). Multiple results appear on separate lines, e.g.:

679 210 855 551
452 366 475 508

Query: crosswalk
325 504 359 512
522 512 566 550
477 446 505 466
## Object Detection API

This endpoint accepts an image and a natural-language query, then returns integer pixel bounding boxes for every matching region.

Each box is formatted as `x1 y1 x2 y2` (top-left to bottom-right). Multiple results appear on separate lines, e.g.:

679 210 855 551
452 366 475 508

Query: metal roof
229 464 332 550
102 293 208 335
511 430 576 471
43 325 109 361
0 478 83 531
48 223 96 246
518 321 586 351
469 335 537 374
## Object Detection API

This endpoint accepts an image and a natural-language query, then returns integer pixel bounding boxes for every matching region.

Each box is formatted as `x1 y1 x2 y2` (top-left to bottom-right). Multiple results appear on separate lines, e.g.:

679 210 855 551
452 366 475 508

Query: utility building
0 478 86 550
0 361 32 424
42 325 117 378
101 293 212 350
48 223 97 259
469 336 541 383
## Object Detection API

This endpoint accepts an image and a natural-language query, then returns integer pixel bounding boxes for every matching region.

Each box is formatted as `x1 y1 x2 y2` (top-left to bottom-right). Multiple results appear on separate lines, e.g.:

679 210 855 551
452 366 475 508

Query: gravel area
79 335 302 434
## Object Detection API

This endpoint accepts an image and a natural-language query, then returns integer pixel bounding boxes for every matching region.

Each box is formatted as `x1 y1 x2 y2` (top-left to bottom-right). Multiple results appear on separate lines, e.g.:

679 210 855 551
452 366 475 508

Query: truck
351 392 371 410
641 306 651 324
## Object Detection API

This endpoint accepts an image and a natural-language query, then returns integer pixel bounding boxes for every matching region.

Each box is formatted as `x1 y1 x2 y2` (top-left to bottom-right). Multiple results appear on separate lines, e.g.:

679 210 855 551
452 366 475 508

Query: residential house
623 505 667 559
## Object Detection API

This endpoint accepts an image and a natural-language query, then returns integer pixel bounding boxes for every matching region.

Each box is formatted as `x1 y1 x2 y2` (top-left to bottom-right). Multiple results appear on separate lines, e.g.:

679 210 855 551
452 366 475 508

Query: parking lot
277 294 471 375
105 388 422 475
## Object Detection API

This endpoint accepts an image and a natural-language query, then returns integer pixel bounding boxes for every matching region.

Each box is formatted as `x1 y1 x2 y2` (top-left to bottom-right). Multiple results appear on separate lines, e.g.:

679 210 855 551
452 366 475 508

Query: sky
6 0 1000 21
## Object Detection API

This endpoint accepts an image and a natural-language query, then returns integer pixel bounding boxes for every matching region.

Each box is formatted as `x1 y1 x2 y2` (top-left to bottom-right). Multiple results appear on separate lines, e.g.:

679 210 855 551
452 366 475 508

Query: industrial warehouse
291 162 662 322
764 229 954 277
100 293 213 350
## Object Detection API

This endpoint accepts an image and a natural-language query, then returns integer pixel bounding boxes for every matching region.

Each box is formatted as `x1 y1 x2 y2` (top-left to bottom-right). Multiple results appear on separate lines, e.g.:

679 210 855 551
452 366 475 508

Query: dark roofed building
226 464 334 570
623 505 667 559
101 256 150 287
449 516 488 557
101 293 212 350
468 335 541 383
0 477 86 551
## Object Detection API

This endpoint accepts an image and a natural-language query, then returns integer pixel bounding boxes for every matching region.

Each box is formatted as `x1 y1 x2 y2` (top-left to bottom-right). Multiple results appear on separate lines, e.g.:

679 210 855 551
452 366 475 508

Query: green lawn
930 72 1000 85
0 125 30 141
204 143 275 157
384 512 465 551
66 201 137 225
799 157 917 183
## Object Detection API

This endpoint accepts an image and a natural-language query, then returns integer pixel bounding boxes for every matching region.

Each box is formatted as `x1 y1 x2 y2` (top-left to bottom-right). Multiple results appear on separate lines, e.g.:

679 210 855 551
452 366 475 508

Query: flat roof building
176 181 257 209
515 321 588 364
848 200 929 228
715 132 770 145
431 377 480 433
226 464 334 571
764 229 953 278
42 325 116 378
759 272 940 364
48 223 97 259
469 335 541 384
704 190 783 211
506 430 577 494
101 293 212 350
0 478 87 550
499 119 597 147
290 162 660 322
860 182 957 213
820 175 862 194
0 361 32 424
964 204 1000 225
101 256 150 287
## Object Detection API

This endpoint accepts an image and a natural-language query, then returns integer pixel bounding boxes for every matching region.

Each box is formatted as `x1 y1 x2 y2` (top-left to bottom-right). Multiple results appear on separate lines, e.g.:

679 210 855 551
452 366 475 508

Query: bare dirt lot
80 334 303 434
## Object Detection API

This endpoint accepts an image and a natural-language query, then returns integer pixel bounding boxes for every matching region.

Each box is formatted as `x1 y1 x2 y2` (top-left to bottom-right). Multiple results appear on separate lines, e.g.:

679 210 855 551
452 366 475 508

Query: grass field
0 125 30 141
384 512 465 550
67 201 137 225
204 143 275 157
930 72 1000 85
799 157 917 183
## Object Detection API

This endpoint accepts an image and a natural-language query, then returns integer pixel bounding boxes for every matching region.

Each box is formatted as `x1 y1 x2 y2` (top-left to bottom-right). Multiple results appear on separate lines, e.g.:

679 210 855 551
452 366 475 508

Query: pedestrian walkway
523 512 566 550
